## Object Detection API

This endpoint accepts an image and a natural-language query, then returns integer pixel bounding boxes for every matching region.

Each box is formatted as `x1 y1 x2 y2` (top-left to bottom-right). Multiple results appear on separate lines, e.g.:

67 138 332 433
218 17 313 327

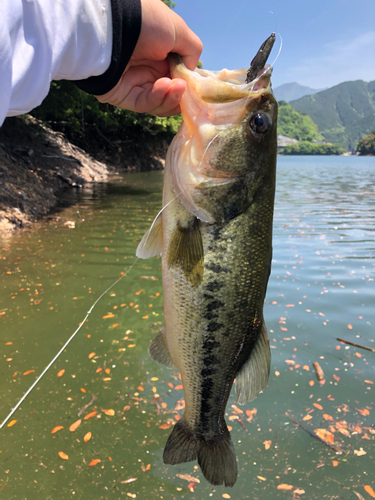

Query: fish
136 33 278 487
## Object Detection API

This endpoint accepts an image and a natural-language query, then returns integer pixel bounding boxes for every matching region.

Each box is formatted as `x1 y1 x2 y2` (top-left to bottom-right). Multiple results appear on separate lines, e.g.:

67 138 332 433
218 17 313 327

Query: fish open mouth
164 35 278 224
169 33 276 104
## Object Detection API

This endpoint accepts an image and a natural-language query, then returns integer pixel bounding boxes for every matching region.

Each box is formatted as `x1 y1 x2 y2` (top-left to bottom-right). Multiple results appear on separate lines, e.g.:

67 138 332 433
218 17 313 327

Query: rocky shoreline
0 115 167 233
2 115 369 234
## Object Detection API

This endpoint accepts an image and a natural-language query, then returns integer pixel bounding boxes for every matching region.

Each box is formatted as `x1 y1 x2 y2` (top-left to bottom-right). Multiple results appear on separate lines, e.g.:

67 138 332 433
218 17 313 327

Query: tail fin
163 419 237 487
163 419 199 465
197 426 237 487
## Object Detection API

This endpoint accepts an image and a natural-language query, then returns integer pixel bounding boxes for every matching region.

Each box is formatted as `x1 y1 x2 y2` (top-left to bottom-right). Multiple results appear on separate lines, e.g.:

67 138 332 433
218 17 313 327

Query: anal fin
235 321 271 404
148 326 175 369
167 217 204 286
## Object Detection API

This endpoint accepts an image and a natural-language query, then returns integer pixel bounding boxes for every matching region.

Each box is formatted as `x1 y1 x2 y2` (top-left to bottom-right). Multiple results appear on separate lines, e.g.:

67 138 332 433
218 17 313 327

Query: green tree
282 141 345 155
356 131 375 155
31 81 182 158
30 0 182 160
277 101 322 142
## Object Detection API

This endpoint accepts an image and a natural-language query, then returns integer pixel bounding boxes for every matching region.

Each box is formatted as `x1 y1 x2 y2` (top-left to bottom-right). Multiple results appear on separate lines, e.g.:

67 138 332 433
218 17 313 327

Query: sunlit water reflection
1 156 374 499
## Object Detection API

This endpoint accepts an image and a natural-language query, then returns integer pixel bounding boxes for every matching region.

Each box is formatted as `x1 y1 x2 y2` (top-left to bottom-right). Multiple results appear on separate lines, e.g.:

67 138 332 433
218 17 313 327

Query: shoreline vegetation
276 100 345 155
0 83 373 233
0 80 178 232
0 113 171 233
278 141 345 155
356 131 375 156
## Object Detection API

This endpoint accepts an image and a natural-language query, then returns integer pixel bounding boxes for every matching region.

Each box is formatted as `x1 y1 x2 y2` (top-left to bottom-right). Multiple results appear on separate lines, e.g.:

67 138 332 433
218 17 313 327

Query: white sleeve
0 0 112 125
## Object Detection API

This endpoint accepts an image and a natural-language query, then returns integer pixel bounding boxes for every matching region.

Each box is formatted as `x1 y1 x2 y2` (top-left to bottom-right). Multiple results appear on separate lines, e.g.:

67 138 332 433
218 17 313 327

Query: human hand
95 0 202 117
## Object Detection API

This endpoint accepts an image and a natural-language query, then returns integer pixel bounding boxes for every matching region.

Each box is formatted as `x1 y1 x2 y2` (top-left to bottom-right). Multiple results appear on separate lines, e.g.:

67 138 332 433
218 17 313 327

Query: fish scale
137 34 277 487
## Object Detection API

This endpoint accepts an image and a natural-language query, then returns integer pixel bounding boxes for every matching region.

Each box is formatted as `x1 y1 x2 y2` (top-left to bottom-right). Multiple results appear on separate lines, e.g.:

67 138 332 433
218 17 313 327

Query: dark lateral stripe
199 376 214 433
205 262 229 274
206 321 224 333
202 312 218 320
210 227 222 240
201 367 216 377
199 332 224 433
206 300 225 311
205 280 225 292
202 338 221 349
203 354 220 366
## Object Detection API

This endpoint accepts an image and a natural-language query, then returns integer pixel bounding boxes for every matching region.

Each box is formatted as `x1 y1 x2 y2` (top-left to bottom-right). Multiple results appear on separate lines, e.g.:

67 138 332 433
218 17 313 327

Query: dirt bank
0 115 168 233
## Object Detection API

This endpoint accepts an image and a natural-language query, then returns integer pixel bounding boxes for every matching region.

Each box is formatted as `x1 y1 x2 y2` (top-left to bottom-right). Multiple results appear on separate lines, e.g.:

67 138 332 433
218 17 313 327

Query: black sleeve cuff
73 0 142 95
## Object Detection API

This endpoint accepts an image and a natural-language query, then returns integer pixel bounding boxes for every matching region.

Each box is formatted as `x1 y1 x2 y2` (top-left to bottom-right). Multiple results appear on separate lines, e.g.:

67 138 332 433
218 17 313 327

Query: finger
156 104 181 118
116 77 185 115
169 10 203 70
147 78 186 116
95 64 172 109
133 77 186 115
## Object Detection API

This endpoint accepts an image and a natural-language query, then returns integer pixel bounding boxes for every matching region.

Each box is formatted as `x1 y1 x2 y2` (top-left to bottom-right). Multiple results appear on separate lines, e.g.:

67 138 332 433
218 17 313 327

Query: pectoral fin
148 326 175 369
235 322 271 404
136 211 163 259
167 217 204 287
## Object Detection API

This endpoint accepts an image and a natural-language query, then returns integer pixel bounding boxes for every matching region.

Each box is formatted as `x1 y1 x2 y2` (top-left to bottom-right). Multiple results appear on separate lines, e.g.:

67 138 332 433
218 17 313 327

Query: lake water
1 155 375 499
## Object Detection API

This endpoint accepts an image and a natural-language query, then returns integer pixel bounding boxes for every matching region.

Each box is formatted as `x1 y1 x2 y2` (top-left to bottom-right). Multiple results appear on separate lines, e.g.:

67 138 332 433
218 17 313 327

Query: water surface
1 156 375 499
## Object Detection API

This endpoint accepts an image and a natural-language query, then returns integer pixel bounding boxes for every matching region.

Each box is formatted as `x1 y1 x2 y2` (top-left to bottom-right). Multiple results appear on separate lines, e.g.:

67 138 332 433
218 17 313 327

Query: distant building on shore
277 135 299 149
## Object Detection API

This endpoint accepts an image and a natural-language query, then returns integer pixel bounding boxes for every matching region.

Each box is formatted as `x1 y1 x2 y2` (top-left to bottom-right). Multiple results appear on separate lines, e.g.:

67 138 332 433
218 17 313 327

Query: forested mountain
277 101 322 141
273 82 324 102
289 80 375 150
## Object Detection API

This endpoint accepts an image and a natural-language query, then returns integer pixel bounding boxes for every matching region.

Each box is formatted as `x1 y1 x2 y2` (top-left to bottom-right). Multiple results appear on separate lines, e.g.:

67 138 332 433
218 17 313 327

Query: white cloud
283 31 375 88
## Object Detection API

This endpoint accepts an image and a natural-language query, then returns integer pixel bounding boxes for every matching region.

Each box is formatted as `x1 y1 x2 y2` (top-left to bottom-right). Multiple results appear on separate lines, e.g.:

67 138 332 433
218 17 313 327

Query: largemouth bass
137 34 277 487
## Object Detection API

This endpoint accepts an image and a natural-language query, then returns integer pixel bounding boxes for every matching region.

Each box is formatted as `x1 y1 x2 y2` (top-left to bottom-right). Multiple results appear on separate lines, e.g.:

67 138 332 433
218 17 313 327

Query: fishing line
269 32 283 71
0 258 139 430
223 0 249 33
268 10 278 42
197 131 222 171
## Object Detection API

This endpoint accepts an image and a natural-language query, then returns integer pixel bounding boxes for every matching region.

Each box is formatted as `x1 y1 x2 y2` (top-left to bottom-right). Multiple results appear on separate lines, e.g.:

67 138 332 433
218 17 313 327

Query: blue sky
174 0 375 90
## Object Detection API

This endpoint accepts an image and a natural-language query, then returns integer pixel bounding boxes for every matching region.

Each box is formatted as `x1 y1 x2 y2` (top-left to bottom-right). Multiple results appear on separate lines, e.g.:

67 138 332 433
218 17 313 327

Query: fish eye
249 113 270 136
